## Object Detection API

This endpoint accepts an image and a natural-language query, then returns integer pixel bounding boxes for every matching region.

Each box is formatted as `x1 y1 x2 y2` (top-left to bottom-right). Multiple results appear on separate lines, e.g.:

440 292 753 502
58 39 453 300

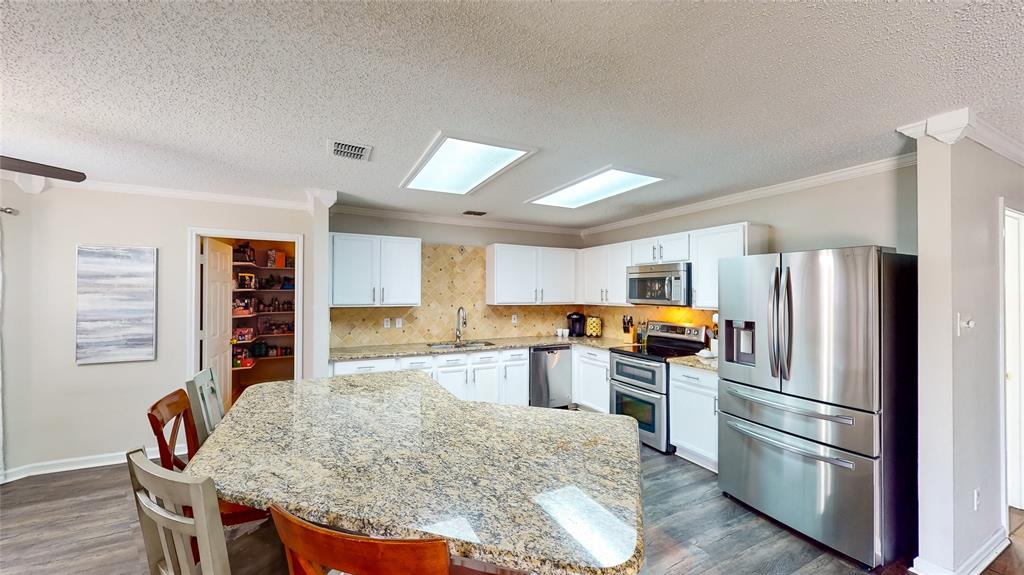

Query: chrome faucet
456 306 467 344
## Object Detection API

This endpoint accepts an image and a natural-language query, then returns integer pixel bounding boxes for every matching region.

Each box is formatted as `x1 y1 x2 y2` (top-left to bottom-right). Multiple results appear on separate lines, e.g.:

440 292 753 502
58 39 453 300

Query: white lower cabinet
332 358 398 376
669 366 719 472
399 355 435 378
573 346 610 414
500 349 530 406
435 365 470 400
468 352 500 403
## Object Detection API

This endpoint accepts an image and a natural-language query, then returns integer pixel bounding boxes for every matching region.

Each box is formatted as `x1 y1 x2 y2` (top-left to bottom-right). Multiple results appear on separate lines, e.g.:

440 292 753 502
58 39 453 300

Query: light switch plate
395 318 403 329
383 318 391 329
512 314 518 326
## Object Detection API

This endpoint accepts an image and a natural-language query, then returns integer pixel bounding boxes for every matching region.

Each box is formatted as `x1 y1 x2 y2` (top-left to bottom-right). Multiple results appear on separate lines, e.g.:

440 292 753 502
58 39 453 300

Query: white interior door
1006 210 1023 508
203 238 234 408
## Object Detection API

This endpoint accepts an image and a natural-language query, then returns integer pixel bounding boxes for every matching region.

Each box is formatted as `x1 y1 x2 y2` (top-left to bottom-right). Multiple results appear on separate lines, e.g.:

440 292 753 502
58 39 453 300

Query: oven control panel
647 321 706 342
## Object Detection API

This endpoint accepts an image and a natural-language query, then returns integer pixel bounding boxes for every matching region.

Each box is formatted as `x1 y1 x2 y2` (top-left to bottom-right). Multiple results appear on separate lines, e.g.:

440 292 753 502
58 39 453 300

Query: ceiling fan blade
0 156 86 182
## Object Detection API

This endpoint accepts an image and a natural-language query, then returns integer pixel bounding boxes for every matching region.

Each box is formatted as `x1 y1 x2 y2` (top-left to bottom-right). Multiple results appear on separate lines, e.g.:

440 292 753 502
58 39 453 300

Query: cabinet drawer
500 348 529 363
435 354 469 367
670 366 717 390
333 358 398 375
575 346 609 361
399 356 435 370
470 351 499 365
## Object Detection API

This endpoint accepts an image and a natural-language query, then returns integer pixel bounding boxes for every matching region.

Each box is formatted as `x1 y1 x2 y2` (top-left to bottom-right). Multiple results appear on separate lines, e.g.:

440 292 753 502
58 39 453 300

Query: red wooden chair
270 504 450 575
147 389 268 526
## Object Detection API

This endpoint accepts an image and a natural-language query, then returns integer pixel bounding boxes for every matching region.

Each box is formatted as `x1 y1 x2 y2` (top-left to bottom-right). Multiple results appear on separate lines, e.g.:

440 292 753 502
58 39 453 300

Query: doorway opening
1005 207 1024 535
187 229 303 410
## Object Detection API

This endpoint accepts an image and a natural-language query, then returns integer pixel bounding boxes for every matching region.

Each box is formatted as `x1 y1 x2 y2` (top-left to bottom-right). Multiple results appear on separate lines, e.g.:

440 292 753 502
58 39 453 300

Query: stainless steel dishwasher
529 345 572 408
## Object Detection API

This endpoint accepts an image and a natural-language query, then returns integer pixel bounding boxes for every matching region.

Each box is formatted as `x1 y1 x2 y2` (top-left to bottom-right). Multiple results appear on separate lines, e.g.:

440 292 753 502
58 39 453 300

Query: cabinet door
331 234 378 306
582 246 608 304
669 379 718 471
470 364 501 403
538 248 576 303
605 242 632 305
502 361 530 406
630 238 660 265
379 237 421 306
658 232 690 263
435 366 470 400
493 245 538 304
578 356 611 414
691 225 745 309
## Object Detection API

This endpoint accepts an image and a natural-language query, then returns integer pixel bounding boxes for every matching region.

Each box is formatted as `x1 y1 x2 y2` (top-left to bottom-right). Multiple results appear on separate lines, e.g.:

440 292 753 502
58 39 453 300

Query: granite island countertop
330 335 626 362
186 372 643 575
667 355 718 373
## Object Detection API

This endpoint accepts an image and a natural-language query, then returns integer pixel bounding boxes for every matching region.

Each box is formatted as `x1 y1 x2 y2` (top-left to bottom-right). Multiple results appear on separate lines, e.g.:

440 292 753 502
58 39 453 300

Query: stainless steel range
609 321 705 453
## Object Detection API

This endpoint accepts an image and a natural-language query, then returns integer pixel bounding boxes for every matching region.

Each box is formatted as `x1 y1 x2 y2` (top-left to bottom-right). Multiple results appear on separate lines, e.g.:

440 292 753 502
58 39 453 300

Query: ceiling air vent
462 210 487 216
329 140 372 161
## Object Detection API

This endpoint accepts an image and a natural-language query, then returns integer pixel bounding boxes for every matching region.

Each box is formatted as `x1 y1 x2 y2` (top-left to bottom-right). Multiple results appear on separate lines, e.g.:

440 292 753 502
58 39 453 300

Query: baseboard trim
1 445 187 485
910 527 1009 575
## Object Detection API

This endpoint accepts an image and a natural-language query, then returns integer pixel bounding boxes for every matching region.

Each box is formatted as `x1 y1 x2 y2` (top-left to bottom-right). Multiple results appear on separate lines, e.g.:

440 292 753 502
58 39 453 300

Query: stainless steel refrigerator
717 246 917 568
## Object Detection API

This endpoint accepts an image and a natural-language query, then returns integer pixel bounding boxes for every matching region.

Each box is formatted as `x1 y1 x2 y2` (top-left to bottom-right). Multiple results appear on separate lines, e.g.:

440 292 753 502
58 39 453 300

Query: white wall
329 212 584 248
0 182 316 471
582 165 917 254
915 137 1024 573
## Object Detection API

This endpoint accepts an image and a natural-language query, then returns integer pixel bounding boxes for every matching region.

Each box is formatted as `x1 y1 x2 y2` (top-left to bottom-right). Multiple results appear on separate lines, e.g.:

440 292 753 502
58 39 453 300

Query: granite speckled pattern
186 372 643 575
667 355 719 373
330 336 625 362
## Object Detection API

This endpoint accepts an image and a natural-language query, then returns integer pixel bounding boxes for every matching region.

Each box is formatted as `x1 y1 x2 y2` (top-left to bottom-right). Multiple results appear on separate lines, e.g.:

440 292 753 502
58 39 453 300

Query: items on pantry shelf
285 256 295 268
236 273 256 289
281 276 295 290
258 318 294 335
233 347 255 369
250 341 293 358
266 249 286 269
231 327 256 344
232 242 256 264
232 297 254 316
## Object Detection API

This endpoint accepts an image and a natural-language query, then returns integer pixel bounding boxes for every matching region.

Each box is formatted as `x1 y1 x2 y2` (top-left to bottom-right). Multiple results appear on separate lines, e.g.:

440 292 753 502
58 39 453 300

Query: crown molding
306 188 339 210
579 153 917 236
897 107 1024 168
330 205 583 236
62 179 310 210
0 169 48 194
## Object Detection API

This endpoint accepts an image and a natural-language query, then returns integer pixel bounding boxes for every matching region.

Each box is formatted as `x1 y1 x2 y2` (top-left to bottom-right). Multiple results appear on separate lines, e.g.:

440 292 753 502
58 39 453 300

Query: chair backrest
147 389 200 470
186 369 224 445
269 505 450 575
126 448 231 575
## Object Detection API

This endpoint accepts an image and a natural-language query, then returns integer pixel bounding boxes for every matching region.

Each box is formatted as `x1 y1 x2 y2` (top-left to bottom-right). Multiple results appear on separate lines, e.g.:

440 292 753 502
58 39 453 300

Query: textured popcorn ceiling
1 2 1021 228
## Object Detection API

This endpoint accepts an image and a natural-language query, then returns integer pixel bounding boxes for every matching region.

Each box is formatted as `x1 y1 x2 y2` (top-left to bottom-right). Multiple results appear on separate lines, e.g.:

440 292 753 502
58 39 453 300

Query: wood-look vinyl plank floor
1 448 1021 574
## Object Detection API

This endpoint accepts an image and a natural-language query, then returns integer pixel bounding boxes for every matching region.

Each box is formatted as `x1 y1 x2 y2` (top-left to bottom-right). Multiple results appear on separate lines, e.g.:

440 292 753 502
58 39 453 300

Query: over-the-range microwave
627 262 691 306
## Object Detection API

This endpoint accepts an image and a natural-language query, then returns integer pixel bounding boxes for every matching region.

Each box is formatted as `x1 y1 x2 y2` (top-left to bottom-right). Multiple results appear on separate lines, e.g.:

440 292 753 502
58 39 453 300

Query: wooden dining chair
126 448 232 575
186 369 224 445
147 389 268 526
269 505 450 575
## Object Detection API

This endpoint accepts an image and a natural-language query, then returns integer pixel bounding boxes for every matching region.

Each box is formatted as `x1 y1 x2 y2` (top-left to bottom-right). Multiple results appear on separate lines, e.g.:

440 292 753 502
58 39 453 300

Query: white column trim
307 189 336 377
897 107 1024 168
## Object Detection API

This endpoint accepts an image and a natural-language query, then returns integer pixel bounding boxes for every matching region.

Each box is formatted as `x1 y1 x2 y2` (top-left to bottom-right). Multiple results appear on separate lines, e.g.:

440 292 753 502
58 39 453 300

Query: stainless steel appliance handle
659 244 663 260
726 420 855 470
540 288 544 302
726 386 855 425
665 277 671 299
372 287 376 303
781 266 793 380
534 288 538 302
652 245 657 260
768 267 779 378
613 381 662 401
614 354 663 370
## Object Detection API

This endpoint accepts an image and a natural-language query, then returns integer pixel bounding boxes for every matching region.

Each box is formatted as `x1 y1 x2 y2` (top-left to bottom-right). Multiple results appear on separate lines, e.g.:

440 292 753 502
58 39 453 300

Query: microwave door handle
768 267 779 378
665 277 671 300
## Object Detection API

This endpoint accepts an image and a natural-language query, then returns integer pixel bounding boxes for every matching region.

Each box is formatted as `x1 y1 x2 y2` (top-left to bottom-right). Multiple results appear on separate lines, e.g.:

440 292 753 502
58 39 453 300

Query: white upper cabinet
331 233 421 307
631 232 690 264
332 234 378 306
689 222 769 309
537 248 577 303
581 242 632 306
379 237 422 306
486 244 574 305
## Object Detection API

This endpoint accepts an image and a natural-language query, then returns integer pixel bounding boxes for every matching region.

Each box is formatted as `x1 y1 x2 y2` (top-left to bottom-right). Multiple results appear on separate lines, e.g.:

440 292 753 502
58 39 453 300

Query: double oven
609 321 705 453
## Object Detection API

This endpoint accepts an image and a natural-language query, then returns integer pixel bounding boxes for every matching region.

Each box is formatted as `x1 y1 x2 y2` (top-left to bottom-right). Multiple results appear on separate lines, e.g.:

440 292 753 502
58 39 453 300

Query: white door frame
1003 202 1024 519
185 227 304 383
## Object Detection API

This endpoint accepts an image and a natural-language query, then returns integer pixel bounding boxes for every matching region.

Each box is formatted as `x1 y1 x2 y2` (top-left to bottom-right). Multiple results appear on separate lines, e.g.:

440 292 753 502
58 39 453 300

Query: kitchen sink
427 341 494 350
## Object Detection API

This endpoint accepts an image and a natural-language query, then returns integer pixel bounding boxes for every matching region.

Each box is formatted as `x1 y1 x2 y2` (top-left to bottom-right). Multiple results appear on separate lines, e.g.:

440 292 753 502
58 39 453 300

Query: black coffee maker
567 312 586 337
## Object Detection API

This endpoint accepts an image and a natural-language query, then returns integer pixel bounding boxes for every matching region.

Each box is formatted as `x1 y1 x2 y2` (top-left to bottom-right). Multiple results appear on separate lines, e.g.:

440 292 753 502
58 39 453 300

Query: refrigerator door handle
726 420 856 470
768 267 780 378
780 266 793 380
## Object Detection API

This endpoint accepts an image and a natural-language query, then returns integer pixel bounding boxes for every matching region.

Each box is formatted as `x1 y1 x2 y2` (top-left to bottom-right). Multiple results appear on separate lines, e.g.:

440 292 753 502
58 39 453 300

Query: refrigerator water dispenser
725 320 756 366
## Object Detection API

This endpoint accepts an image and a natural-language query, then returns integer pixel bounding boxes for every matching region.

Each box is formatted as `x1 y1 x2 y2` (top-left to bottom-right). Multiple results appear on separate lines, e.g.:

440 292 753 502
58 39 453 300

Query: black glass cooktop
610 342 700 361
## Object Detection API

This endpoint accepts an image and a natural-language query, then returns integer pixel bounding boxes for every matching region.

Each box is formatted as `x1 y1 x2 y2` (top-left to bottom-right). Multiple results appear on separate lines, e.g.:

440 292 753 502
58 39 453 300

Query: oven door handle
613 354 663 370
613 381 663 401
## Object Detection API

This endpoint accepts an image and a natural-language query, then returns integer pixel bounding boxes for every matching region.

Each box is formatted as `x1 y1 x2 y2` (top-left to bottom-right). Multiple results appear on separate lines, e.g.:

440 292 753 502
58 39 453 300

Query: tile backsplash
330 243 717 348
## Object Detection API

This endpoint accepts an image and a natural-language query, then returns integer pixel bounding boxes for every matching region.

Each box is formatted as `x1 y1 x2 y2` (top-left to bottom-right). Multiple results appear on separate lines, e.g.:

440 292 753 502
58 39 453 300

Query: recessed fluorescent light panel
531 167 663 208
402 134 533 195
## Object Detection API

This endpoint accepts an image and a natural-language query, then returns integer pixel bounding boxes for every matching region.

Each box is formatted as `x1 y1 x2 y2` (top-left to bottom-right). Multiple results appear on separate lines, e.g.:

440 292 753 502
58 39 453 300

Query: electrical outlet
511 314 518 326
383 318 391 329
395 318 403 329
973 488 981 511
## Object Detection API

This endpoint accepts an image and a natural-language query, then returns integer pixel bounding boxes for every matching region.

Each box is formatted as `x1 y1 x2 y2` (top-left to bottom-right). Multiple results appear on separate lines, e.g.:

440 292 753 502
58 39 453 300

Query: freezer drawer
718 380 879 457
718 413 879 567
